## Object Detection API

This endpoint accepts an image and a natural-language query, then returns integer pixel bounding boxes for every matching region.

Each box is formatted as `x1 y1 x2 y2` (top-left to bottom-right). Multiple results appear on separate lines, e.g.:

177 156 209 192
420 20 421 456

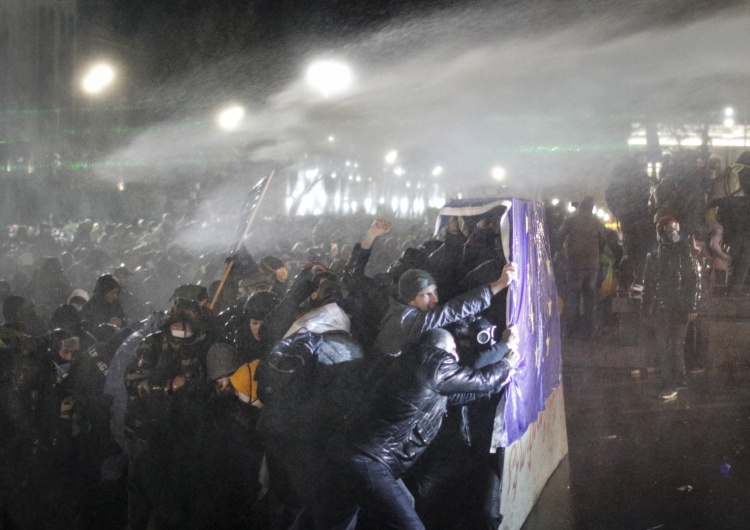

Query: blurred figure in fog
2 295 49 337
557 196 606 339
31 257 72 319
113 266 144 322
606 157 654 290
82 274 125 329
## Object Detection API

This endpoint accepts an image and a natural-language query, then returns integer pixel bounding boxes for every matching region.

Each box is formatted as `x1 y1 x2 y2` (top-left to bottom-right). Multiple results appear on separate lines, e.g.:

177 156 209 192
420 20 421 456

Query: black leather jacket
374 286 493 357
347 341 511 477
641 239 702 318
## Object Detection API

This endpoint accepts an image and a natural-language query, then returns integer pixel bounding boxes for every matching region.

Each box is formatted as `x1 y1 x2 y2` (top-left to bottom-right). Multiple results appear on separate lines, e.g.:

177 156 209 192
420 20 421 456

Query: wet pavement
522 333 750 530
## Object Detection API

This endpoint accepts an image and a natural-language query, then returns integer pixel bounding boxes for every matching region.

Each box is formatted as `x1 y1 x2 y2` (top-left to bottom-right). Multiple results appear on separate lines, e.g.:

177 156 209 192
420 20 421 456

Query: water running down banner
436 198 562 448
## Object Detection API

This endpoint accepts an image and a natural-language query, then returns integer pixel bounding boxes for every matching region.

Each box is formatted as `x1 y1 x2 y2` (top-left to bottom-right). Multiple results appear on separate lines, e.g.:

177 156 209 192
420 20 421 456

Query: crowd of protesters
2 147 748 528
1 203 522 529
552 149 750 399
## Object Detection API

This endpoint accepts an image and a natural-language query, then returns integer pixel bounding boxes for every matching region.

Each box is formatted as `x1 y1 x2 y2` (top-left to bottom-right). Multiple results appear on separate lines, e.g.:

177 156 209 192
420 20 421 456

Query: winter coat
641 241 702 319
81 293 125 328
557 212 606 271
123 330 210 442
374 286 493 357
103 311 164 449
347 341 511 477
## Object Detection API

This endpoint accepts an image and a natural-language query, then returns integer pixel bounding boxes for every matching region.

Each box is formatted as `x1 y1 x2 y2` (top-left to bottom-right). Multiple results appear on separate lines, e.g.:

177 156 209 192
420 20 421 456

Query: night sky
76 0 750 194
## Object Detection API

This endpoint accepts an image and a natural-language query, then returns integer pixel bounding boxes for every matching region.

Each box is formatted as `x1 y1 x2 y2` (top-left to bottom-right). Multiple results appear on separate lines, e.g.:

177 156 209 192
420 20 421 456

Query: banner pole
209 170 275 311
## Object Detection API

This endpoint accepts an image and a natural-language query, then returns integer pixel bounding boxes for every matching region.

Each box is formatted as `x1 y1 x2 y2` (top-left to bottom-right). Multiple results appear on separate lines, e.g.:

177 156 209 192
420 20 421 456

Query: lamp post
305 60 353 98
80 62 118 166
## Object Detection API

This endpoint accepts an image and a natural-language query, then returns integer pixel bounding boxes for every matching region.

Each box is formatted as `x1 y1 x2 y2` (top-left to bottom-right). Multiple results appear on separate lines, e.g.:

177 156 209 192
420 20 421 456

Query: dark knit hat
206 342 244 381
398 269 436 303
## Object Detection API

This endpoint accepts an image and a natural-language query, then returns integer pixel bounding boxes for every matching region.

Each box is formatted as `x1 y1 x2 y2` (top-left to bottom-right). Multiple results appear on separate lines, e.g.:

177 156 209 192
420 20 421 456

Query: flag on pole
236 175 269 239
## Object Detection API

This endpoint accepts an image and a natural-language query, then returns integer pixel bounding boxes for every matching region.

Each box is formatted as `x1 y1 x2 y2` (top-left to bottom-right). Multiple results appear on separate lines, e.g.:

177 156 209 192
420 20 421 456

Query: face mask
663 230 680 243
276 267 289 283
171 328 194 339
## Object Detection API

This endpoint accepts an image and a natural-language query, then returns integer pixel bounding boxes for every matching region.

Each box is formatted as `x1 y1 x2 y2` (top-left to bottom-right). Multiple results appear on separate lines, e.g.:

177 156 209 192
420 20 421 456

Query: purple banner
499 199 562 447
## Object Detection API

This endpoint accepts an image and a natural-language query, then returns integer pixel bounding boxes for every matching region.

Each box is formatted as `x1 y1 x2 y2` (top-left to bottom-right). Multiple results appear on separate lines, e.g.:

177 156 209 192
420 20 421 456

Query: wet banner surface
499 198 562 447
437 198 562 448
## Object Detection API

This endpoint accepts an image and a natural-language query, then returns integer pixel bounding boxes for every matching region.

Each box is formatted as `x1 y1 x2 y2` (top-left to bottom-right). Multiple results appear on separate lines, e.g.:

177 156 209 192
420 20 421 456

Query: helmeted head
399 269 438 311
206 342 244 381
657 215 681 244
170 284 209 306
163 298 203 346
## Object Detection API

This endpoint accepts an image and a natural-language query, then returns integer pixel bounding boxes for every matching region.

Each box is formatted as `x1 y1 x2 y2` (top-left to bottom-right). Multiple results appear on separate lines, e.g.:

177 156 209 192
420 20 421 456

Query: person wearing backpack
256 268 366 530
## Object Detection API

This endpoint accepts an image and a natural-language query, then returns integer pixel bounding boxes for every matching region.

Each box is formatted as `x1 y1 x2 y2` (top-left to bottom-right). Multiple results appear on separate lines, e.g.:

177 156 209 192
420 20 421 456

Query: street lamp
306 60 353 97
217 106 245 130
491 166 506 182
82 63 115 95
385 150 398 165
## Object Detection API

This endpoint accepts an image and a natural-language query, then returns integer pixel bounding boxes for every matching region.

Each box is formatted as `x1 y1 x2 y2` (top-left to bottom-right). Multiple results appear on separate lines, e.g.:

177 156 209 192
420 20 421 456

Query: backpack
256 329 323 408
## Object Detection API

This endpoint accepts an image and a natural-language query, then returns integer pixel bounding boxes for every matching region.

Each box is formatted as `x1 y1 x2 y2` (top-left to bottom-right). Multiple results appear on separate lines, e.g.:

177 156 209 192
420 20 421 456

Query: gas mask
468 317 497 348
662 229 680 243
658 219 681 244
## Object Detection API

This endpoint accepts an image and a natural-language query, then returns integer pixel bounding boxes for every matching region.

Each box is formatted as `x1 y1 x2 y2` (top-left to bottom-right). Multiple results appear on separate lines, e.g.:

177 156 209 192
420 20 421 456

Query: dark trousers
317 454 425 530
563 268 598 336
652 316 689 389
729 236 750 291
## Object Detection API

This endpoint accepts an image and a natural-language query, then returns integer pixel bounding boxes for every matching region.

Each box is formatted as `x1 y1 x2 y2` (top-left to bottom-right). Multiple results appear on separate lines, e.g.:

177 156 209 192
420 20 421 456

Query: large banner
436 198 562 448
499 199 562 447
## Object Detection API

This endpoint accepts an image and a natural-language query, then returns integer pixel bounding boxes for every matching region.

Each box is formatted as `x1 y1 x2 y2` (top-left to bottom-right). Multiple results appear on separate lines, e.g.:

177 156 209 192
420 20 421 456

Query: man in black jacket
316 327 520 530
641 216 702 400
374 263 516 358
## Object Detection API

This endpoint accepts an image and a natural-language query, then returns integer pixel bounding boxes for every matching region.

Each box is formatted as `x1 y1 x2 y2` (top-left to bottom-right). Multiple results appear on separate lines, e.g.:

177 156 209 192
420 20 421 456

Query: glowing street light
432 166 443 177
82 63 115 94
491 166 506 182
725 107 735 117
724 117 735 129
385 150 398 165
306 60 353 97
217 106 245 130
